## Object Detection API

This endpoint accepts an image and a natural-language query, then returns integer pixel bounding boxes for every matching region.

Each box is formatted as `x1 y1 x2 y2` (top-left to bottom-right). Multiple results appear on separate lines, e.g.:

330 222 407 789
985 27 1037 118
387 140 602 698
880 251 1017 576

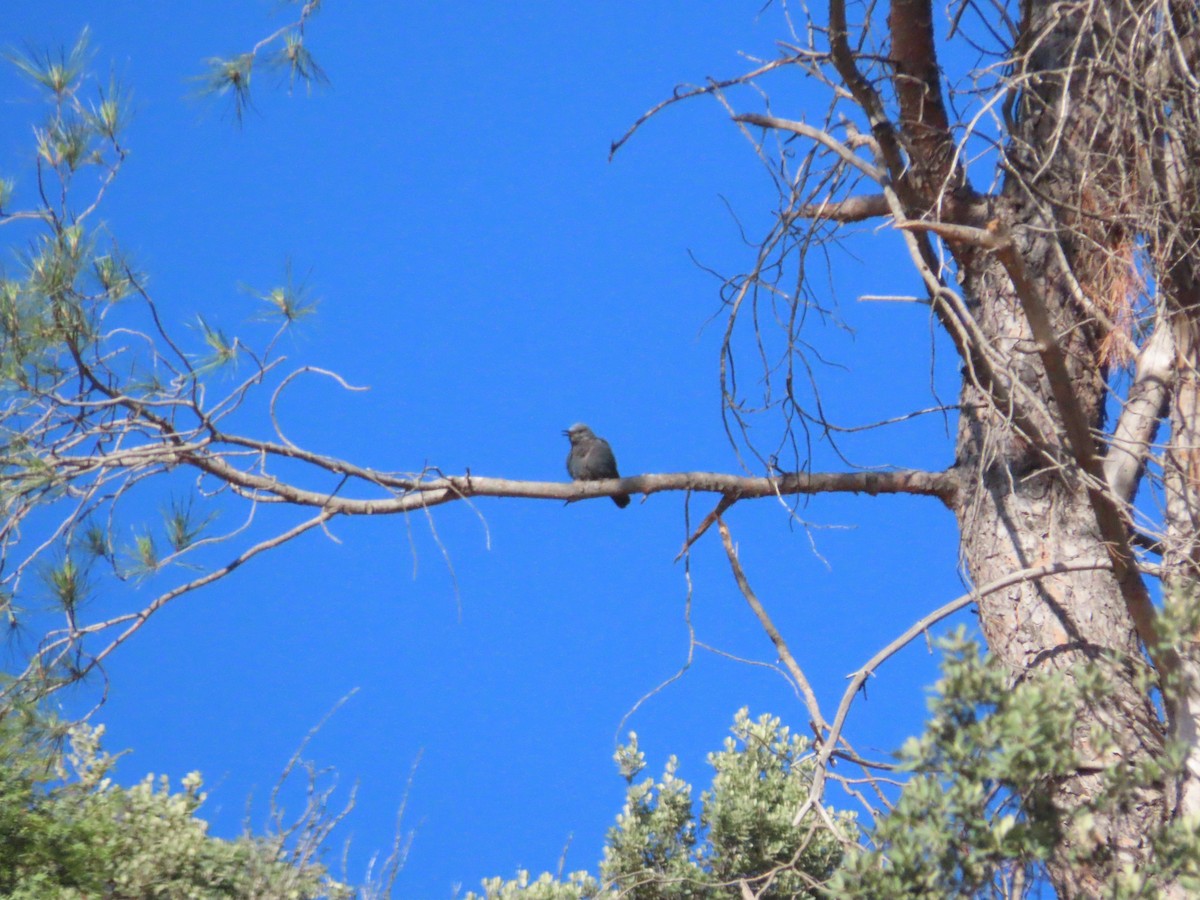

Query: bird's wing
590 439 619 477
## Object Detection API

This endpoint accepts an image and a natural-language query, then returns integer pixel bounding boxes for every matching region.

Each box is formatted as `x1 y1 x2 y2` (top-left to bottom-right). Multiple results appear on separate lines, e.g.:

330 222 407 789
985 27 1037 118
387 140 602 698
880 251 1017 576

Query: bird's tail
613 493 631 509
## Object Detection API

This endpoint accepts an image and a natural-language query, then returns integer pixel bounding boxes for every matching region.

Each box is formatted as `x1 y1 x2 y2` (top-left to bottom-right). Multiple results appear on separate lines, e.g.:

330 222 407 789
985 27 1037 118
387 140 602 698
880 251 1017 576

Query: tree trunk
717 0 1199 889
953 227 1167 895
938 0 1189 890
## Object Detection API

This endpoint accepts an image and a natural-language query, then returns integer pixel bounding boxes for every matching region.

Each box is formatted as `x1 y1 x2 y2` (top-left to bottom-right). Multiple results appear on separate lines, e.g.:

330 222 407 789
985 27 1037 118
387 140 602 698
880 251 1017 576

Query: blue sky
2 3 970 895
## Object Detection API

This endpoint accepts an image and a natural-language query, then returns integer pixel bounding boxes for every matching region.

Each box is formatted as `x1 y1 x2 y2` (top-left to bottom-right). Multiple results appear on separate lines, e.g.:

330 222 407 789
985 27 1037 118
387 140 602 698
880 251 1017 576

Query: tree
468 709 855 899
3 1 1200 896
469 641 1200 898
607 0 1198 893
0 704 354 899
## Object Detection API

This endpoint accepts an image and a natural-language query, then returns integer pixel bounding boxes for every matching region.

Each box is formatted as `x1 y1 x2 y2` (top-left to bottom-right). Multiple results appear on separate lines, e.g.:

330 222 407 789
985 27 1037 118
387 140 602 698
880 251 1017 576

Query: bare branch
794 558 1116 826
222 467 962 514
609 55 805 160
732 113 885 182
676 493 737 561
790 193 891 223
1105 321 1173 506
718 517 828 733
63 510 334 684
826 0 908 188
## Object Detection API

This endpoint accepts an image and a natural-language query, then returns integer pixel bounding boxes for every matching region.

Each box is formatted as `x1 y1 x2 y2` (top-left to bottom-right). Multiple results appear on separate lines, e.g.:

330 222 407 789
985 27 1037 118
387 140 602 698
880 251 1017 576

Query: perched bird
563 423 630 508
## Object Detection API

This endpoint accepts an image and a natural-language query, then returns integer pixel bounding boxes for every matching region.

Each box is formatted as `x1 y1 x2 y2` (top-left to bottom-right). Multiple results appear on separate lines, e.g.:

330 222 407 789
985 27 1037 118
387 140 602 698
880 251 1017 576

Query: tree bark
952 215 1167 896
910 0 1179 891
640 0 1199 890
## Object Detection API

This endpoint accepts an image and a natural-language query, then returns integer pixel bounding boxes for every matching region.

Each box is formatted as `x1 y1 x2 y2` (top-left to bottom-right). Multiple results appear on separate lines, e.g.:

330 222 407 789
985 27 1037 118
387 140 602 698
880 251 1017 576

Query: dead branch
789 193 891 223
1105 322 1173 506
608 55 805 160
676 493 737 561
734 115 1051 455
793 558 1116 827
718 517 828 733
732 114 885 182
198 467 961 514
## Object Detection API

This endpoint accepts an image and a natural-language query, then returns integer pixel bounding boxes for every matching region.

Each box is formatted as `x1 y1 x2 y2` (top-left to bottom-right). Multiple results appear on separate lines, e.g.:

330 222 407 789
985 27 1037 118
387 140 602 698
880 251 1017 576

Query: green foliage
40 552 93 613
125 529 161 580
472 871 605 900
6 28 91 99
252 262 320 326
832 631 1200 898
831 632 1079 896
164 495 217 554
701 711 849 891
193 315 241 374
468 711 855 899
273 32 328 93
603 750 700 897
0 32 327 701
198 1 325 122
0 706 352 899
201 53 256 122
472 639 1200 899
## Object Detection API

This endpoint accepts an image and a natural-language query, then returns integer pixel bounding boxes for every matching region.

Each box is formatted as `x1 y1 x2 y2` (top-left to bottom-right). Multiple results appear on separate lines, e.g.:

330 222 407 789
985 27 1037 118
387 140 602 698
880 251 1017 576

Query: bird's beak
561 430 571 437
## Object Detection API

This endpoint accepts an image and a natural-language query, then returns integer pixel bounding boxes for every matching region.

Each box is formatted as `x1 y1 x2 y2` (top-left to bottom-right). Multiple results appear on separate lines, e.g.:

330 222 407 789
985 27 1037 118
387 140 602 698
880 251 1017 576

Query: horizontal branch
208 467 962 515
894 218 1004 246
55 340 960 514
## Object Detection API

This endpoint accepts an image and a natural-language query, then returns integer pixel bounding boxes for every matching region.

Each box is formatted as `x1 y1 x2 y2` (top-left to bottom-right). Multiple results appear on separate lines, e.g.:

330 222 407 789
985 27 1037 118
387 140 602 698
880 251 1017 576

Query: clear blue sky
2 4 970 895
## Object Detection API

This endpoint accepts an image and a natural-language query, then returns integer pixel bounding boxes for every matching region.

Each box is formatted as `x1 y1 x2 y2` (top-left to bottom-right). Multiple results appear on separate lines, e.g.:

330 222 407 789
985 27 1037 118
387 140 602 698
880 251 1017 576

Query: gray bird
564 423 630 508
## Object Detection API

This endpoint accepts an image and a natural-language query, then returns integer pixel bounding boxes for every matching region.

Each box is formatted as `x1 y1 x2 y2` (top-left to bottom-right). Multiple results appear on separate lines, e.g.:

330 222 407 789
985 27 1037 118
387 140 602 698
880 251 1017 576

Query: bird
563 423 630 508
